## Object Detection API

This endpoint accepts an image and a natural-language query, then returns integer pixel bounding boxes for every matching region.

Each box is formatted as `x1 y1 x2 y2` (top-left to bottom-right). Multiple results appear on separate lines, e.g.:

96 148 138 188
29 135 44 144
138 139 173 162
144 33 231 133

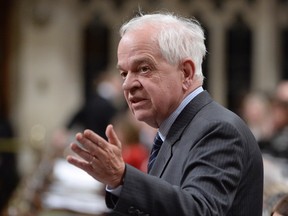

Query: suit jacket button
128 206 136 214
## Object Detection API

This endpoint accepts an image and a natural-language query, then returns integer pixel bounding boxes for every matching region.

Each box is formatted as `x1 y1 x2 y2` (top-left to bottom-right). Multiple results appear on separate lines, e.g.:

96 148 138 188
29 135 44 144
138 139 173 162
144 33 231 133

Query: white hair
119 12 207 81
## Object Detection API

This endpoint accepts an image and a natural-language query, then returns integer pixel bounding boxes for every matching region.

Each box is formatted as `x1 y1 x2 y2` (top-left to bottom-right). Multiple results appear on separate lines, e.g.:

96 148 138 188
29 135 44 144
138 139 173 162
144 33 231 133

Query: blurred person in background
0 108 19 213
261 80 288 159
113 110 150 172
66 72 123 138
66 12 263 216
240 91 273 143
40 73 125 215
52 72 124 154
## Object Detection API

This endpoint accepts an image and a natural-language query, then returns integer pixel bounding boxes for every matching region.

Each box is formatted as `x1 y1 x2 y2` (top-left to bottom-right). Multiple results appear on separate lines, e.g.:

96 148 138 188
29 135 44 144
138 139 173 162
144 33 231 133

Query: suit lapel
149 91 213 177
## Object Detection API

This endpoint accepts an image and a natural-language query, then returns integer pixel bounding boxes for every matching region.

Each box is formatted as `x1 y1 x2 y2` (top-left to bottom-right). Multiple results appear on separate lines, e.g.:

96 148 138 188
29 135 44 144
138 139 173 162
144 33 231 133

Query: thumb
106 124 122 148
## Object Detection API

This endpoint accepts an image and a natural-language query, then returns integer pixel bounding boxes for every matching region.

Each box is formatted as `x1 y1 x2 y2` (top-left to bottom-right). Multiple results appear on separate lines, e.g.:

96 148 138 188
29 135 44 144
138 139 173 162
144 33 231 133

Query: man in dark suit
67 12 263 215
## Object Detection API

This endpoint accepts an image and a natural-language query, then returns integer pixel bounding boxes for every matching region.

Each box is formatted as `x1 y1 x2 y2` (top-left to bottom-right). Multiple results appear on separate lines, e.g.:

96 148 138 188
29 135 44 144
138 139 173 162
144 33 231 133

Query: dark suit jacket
106 91 263 216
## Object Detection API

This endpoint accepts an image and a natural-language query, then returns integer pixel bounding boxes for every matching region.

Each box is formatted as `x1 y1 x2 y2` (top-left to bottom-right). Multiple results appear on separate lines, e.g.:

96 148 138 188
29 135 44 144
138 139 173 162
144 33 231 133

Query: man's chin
133 111 150 122
133 112 158 128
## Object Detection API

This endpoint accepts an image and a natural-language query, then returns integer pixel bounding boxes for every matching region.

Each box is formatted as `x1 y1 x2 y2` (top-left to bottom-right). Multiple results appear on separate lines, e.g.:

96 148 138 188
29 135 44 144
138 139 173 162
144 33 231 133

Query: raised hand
66 124 125 188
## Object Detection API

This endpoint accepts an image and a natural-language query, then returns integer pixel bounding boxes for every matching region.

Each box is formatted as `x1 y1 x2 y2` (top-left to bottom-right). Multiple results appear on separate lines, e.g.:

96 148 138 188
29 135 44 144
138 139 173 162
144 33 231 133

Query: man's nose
122 73 141 91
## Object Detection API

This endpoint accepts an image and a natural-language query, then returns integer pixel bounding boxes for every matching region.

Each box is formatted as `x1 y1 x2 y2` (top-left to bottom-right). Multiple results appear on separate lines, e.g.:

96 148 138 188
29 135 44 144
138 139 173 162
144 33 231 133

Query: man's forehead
118 40 160 63
117 53 156 70
119 32 156 49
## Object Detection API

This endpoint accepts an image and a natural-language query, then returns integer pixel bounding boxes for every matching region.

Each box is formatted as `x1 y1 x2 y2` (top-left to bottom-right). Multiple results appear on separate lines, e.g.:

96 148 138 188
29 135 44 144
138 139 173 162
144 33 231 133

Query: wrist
109 164 125 188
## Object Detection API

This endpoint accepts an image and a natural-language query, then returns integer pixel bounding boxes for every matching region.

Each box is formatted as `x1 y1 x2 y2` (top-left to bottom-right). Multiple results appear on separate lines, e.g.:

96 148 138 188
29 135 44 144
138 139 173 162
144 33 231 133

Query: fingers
75 131 106 160
67 143 99 172
106 124 122 149
70 142 93 162
77 126 122 154
82 130 101 146
66 126 126 187
76 131 99 152
66 153 91 172
69 128 119 166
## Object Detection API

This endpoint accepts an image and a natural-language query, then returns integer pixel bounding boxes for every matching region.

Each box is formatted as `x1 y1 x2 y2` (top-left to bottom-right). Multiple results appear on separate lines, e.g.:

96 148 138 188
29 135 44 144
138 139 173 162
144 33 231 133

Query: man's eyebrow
133 58 151 65
131 57 157 68
116 57 153 70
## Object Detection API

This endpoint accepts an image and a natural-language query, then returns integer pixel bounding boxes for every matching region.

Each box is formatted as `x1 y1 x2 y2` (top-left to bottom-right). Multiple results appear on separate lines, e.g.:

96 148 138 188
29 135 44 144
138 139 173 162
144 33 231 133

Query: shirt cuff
106 185 123 196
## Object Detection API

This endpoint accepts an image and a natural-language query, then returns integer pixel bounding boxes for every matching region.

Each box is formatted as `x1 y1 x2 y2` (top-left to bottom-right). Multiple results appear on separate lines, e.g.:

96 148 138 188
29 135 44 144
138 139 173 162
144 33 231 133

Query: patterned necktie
148 132 163 172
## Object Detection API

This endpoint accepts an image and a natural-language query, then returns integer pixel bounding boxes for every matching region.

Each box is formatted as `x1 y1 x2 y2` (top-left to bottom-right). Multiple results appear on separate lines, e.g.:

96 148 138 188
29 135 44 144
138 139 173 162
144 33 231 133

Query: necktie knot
153 133 163 147
147 133 163 172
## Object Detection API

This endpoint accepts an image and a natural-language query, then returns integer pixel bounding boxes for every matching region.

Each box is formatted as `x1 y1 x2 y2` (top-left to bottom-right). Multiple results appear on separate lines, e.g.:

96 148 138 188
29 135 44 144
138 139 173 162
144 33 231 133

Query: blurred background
1 0 288 215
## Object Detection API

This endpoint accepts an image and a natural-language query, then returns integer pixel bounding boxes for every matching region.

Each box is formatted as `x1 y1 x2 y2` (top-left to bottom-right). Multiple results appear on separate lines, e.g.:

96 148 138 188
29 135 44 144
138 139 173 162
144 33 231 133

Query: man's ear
180 59 195 89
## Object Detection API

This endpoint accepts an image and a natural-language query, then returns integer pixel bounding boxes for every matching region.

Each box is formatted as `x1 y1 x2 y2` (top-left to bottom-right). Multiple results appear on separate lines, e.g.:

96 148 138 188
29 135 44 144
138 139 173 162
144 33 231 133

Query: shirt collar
158 86 204 141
